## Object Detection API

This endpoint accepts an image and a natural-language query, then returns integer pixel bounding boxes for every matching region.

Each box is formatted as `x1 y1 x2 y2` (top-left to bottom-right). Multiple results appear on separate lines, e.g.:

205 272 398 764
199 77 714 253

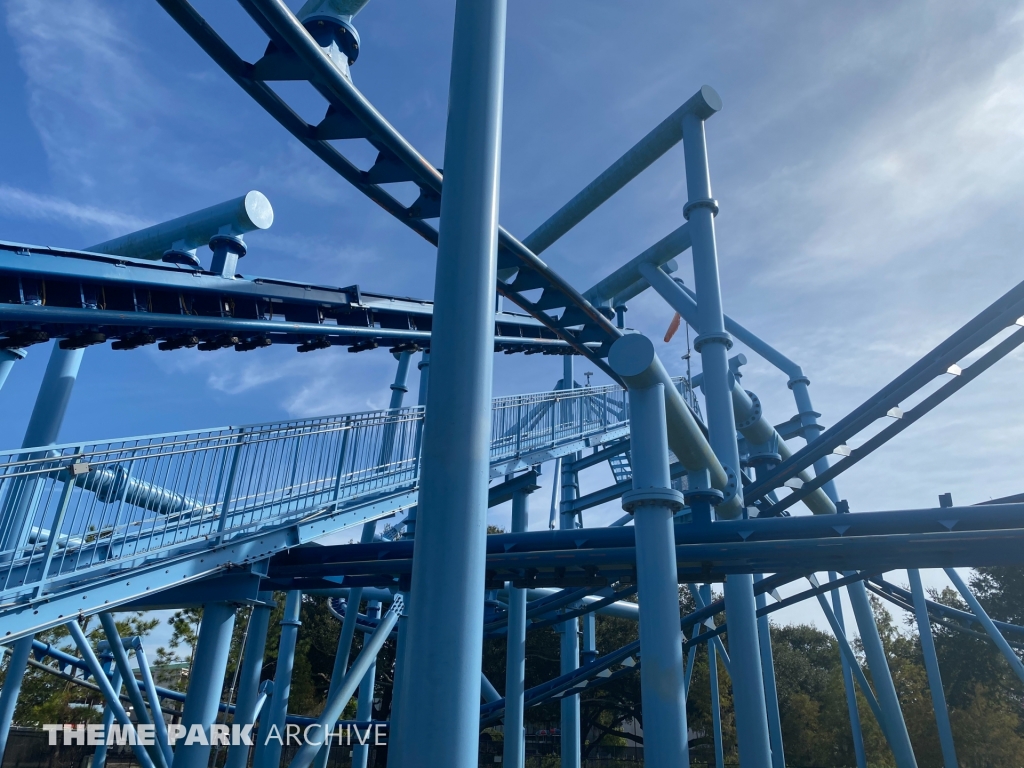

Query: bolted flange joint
735 390 763 432
683 486 724 507
693 330 733 352
682 198 720 221
622 487 685 514
209 234 247 258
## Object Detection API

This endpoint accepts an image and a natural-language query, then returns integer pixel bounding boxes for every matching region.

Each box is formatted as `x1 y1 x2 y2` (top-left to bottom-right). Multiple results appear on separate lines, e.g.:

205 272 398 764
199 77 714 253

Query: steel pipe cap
687 85 722 121
241 190 274 231
608 333 656 379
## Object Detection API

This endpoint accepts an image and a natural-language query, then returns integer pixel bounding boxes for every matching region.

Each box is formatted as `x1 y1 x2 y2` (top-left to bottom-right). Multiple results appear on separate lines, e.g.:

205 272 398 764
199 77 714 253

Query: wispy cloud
5 0 173 189
0 184 148 235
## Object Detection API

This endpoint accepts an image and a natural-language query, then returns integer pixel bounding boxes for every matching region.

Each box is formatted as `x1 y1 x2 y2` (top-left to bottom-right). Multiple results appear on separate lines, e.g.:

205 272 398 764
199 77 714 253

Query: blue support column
503 487 531 768
681 88 772 767
558 356 581 768
845 578 918 768
226 592 274 768
0 636 34 764
172 603 236 768
386 0 507 762
829 573 867 768
0 348 25 392
755 578 785 768
703 585 725 768
253 591 302 768
908 570 957 768
607 352 689 768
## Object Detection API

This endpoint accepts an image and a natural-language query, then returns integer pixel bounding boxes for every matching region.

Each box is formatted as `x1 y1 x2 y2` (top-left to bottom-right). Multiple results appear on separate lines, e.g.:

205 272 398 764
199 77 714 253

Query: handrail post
216 428 247 543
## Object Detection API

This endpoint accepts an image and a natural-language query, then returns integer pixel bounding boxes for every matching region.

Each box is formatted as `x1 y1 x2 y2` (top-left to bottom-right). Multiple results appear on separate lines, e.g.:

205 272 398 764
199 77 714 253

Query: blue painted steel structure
0 3 1023 768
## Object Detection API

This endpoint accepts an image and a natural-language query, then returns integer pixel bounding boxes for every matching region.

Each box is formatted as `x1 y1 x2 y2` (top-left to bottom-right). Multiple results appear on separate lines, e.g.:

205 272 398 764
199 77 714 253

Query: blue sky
3 1 1024 628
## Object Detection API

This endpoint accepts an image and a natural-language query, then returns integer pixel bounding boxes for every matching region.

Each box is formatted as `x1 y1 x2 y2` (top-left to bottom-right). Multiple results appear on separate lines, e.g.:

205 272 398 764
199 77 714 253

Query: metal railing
0 378 698 606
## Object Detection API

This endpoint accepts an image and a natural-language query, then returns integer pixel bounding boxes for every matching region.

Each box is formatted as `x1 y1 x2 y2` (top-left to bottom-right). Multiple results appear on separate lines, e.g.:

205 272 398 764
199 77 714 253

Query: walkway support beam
386 1 507 766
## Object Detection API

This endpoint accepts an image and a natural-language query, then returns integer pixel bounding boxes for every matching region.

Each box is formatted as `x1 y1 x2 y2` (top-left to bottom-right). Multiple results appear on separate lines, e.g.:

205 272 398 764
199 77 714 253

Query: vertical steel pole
682 93 772 766
226 592 274 768
845 579 918 768
387 354 429 754
171 602 236 768
618 381 689 768
703 586 725 768
253 591 302 768
387 0 506 763
755 578 785 768
0 636 33 764
352 600 381 768
558 359 582 768
829 573 867 768
908 570 957 768
557 357 582 768
503 488 530 768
